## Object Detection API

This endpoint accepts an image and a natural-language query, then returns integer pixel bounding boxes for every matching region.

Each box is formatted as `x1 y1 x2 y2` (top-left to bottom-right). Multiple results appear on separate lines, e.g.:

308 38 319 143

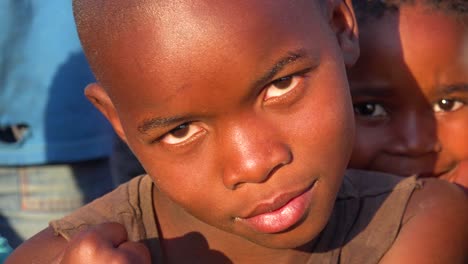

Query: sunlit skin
348 2 468 190
79 0 358 262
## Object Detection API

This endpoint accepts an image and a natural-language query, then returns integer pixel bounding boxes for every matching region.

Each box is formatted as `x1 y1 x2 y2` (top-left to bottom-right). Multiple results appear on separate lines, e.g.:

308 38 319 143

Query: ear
327 0 360 67
84 83 128 143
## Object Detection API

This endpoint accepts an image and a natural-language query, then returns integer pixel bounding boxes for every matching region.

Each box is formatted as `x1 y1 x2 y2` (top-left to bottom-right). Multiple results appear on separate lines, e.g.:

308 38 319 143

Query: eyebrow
138 116 187 134
436 83 468 95
137 49 310 134
349 84 394 97
251 49 308 90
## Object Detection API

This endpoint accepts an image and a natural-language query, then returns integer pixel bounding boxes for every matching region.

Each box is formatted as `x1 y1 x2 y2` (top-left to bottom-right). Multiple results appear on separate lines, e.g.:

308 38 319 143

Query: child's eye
433 99 464 113
161 123 205 145
353 103 388 118
264 75 301 101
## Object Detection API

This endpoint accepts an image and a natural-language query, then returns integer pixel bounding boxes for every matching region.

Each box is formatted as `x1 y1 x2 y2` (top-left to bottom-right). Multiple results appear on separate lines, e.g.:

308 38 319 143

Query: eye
433 98 464 113
353 103 388 118
264 75 302 101
161 123 204 145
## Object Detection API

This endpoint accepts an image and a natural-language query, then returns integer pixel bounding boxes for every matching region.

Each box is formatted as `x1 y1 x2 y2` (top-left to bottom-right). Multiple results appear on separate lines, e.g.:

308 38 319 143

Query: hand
56 222 151 264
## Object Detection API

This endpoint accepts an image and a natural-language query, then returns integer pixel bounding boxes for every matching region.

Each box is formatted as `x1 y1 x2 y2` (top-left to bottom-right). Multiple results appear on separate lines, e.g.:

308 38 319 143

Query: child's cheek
462 34 468 69
453 160 468 192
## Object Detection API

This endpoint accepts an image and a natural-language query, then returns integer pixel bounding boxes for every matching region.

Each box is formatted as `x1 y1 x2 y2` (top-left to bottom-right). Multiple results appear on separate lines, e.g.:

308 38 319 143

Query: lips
237 181 316 234
418 168 453 178
438 162 465 180
395 163 457 178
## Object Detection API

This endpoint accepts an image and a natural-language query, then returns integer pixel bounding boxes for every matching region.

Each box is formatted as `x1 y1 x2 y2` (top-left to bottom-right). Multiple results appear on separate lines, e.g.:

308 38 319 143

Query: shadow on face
348 2 468 188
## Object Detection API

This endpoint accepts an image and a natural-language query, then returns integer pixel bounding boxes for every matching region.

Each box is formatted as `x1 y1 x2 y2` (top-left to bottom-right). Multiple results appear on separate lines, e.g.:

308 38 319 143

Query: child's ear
84 83 128 143
327 0 360 67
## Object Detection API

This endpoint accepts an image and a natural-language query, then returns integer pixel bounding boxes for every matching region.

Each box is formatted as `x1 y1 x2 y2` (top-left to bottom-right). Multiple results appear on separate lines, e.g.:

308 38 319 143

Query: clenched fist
56 222 151 264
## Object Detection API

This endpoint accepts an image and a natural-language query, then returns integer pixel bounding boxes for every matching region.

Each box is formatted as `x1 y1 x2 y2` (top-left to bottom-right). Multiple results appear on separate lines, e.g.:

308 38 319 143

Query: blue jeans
0 159 114 248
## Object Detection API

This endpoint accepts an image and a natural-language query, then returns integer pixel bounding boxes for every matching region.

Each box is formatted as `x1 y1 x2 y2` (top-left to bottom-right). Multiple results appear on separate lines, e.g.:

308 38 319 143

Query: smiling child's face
348 2 468 185
82 0 358 250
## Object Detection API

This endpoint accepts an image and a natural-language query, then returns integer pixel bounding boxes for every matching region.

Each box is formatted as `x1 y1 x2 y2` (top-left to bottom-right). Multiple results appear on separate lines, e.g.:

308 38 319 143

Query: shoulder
332 170 421 263
50 175 151 240
403 178 467 221
341 169 418 198
5 227 67 264
381 178 468 263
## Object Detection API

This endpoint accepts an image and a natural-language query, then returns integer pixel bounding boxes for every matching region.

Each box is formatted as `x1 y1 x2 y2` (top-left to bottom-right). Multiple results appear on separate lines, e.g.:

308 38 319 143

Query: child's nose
220 116 292 190
390 112 440 157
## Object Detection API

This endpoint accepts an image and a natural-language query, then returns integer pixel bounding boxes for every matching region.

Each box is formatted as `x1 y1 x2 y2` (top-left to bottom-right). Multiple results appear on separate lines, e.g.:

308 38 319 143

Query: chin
245 219 324 250
248 235 312 250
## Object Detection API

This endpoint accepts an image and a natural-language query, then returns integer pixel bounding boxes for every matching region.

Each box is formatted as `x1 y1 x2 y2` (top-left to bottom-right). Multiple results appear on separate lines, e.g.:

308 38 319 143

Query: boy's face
87 0 357 249
348 3 468 184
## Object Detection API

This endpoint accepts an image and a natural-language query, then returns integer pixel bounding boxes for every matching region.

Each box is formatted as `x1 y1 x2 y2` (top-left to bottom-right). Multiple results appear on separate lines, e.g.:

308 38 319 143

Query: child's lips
417 163 458 178
387 164 454 178
438 162 467 181
237 180 317 234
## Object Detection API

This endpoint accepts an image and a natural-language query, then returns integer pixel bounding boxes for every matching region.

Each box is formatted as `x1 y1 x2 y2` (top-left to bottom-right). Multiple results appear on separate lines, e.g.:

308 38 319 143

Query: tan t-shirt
50 170 421 264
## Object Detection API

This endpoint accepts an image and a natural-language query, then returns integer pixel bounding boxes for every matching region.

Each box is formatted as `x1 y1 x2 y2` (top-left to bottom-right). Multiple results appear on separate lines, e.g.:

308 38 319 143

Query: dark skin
6 0 468 263
348 1 468 190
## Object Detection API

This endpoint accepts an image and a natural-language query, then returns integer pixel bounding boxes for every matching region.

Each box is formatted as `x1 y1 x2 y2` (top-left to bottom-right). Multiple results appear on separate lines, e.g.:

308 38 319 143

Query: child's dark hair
353 0 468 23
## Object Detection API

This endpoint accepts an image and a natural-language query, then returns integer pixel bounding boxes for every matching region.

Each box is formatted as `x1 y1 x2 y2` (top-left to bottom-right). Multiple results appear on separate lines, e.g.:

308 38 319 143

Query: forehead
94 0 328 103
398 4 468 70
354 4 468 88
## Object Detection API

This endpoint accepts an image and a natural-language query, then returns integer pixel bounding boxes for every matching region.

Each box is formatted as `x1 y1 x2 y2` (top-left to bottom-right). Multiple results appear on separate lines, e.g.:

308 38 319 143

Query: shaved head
72 0 333 93
73 0 159 87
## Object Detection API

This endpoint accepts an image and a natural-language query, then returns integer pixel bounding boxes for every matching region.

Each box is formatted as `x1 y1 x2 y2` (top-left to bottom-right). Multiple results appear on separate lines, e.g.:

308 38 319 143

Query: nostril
389 129 440 157
266 162 286 181
390 141 441 157
223 147 292 191
228 162 285 191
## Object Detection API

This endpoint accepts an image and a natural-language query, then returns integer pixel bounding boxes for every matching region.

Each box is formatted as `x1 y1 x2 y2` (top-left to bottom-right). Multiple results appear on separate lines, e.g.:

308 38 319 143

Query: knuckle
71 230 105 256
108 254 131 264
80 231 102 246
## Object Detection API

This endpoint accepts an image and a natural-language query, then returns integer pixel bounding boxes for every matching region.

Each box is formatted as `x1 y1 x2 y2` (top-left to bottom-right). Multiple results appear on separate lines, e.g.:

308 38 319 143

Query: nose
221 116 292 190
389 111 440 157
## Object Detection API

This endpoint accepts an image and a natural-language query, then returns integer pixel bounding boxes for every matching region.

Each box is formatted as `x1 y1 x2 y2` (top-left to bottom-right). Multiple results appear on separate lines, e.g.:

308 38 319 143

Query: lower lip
439 164 461 179
239 183 315 234
419 166 456 178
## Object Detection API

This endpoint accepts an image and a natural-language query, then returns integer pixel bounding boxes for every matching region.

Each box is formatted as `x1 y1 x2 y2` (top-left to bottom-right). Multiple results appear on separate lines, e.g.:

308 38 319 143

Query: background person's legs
0 159 113 248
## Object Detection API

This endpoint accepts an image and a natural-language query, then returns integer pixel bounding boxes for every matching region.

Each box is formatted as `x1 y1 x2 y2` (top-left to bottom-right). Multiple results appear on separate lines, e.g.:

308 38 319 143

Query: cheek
453 161 468 191
140 142 233 222
149 153 217 199
293 82 354 174
349 125 385 168
437 116 468 159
